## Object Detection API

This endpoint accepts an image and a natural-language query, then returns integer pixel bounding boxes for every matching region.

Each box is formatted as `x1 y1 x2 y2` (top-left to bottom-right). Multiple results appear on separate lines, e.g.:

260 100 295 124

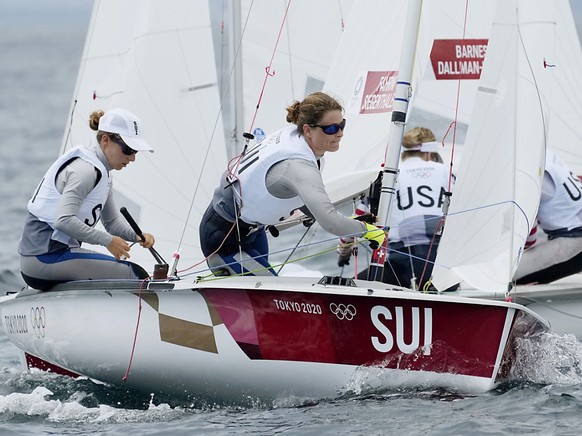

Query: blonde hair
89 110 107 142
286 92 343 133
401 127 436 161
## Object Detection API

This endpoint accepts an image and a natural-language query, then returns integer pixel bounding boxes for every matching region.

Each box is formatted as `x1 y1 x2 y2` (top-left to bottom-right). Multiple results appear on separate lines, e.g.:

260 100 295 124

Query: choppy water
2 332 582 434
3 2 582 434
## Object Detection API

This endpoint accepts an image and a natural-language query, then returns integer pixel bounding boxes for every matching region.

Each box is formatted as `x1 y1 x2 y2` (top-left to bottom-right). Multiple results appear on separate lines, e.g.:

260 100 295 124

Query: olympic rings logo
329 303 357 321
30 306 46 338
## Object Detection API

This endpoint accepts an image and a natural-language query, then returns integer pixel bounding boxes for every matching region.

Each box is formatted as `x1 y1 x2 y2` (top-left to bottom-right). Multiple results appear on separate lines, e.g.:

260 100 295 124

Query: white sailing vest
389 157 449 245
235 126 319 225
537 149 582 232
27 146 111 247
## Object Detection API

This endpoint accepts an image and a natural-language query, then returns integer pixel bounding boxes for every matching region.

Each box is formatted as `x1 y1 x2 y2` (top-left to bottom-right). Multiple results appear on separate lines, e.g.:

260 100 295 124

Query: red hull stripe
25 352 80 378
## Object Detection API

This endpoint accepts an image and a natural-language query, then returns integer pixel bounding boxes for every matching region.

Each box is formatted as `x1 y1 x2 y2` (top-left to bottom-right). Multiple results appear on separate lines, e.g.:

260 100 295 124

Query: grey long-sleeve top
19 147 138 256
212 157 366 239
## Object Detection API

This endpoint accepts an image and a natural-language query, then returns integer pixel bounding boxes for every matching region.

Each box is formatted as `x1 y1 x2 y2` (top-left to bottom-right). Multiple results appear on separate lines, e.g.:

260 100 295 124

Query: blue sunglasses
309 118 346 135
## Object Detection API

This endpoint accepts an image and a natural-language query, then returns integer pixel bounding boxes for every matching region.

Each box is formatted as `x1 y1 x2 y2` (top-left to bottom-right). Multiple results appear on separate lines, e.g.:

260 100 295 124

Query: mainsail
223 0 353 155
61 0 227 269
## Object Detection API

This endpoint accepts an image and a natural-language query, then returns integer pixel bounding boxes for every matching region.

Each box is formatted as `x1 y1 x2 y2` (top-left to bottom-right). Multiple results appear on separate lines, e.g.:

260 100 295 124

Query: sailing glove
362 223 385 250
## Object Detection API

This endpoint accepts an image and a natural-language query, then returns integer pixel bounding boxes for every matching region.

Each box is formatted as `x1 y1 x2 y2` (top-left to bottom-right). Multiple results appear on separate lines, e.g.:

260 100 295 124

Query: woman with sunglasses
19 108 156 290
200 91 385 277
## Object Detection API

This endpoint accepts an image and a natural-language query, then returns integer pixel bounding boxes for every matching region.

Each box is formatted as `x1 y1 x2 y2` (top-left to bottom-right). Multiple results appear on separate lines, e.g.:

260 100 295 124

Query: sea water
2 3 582 435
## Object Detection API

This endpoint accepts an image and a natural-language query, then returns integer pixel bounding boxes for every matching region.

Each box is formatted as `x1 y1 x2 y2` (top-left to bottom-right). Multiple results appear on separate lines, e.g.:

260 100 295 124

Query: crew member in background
338 127 451 291
515 148 582 284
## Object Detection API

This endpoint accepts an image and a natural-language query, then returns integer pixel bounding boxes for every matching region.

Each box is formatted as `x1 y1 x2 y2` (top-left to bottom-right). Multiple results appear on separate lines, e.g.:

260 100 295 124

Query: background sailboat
312 0 582 339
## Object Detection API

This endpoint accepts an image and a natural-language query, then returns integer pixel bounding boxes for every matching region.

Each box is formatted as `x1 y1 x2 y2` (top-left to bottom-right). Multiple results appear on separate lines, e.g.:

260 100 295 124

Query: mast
368 0 424 282
230 0 245 157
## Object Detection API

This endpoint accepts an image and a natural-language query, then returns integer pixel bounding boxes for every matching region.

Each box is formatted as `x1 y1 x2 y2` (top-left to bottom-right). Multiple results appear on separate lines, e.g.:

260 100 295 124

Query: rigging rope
246 0 293 135
413 0 470 292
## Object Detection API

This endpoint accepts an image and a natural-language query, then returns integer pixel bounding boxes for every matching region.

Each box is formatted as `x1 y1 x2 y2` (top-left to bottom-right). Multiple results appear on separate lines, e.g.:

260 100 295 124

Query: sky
0 1 581 26
0 0 93 26
0 0 581 37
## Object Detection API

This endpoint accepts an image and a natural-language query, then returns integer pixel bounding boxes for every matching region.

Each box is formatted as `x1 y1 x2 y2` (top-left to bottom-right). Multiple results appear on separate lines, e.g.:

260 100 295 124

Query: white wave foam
0 386 185 423
513 332 582 385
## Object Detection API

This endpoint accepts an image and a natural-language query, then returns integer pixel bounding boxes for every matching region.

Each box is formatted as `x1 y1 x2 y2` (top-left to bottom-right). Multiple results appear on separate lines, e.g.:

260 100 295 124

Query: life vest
389 157 449 245
235 126 320 225
538 149 582 232
27 146 111 247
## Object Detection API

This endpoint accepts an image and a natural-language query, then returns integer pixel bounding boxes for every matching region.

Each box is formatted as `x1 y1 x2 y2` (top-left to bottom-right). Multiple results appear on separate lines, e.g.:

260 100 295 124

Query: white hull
0 276 548 404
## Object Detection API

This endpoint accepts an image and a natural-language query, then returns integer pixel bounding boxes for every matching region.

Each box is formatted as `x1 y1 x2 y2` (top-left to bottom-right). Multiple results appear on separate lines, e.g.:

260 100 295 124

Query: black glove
353 213 377 224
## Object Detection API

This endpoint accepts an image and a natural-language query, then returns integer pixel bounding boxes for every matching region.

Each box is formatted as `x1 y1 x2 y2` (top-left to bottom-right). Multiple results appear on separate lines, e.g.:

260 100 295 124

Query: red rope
445 0 471 189
177 220 237 274
419 2 471 288
247 0 293 134
123 279 148 382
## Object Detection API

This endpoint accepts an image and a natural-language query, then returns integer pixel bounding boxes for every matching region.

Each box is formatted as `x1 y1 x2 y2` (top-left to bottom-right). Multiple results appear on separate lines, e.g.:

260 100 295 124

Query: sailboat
0 0 551 405
430 0 582 339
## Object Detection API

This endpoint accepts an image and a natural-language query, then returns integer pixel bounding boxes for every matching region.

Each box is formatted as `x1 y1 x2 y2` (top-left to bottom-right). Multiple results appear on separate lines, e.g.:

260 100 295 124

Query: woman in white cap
19 108 156 290
339 127 453 291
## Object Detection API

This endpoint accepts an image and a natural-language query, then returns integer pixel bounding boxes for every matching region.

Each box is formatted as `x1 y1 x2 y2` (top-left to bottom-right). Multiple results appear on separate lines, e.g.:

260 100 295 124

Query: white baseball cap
98 108 154 152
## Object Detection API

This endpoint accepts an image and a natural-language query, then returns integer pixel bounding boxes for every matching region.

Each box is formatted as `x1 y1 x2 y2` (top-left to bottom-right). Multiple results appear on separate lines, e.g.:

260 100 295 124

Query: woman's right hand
107 235 132 260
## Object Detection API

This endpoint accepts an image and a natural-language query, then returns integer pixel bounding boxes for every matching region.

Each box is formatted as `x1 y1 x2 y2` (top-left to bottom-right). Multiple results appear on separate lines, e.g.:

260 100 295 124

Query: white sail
545 1 582 176
61 0 227 269
321 0 408 201
411 0 496 125
431 0 556 291
61 0 355 273
219 0 353 155
321 0 496 202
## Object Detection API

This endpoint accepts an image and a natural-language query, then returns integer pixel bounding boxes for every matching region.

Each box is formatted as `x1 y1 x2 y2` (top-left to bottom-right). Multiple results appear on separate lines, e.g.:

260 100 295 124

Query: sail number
371 305 433 355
